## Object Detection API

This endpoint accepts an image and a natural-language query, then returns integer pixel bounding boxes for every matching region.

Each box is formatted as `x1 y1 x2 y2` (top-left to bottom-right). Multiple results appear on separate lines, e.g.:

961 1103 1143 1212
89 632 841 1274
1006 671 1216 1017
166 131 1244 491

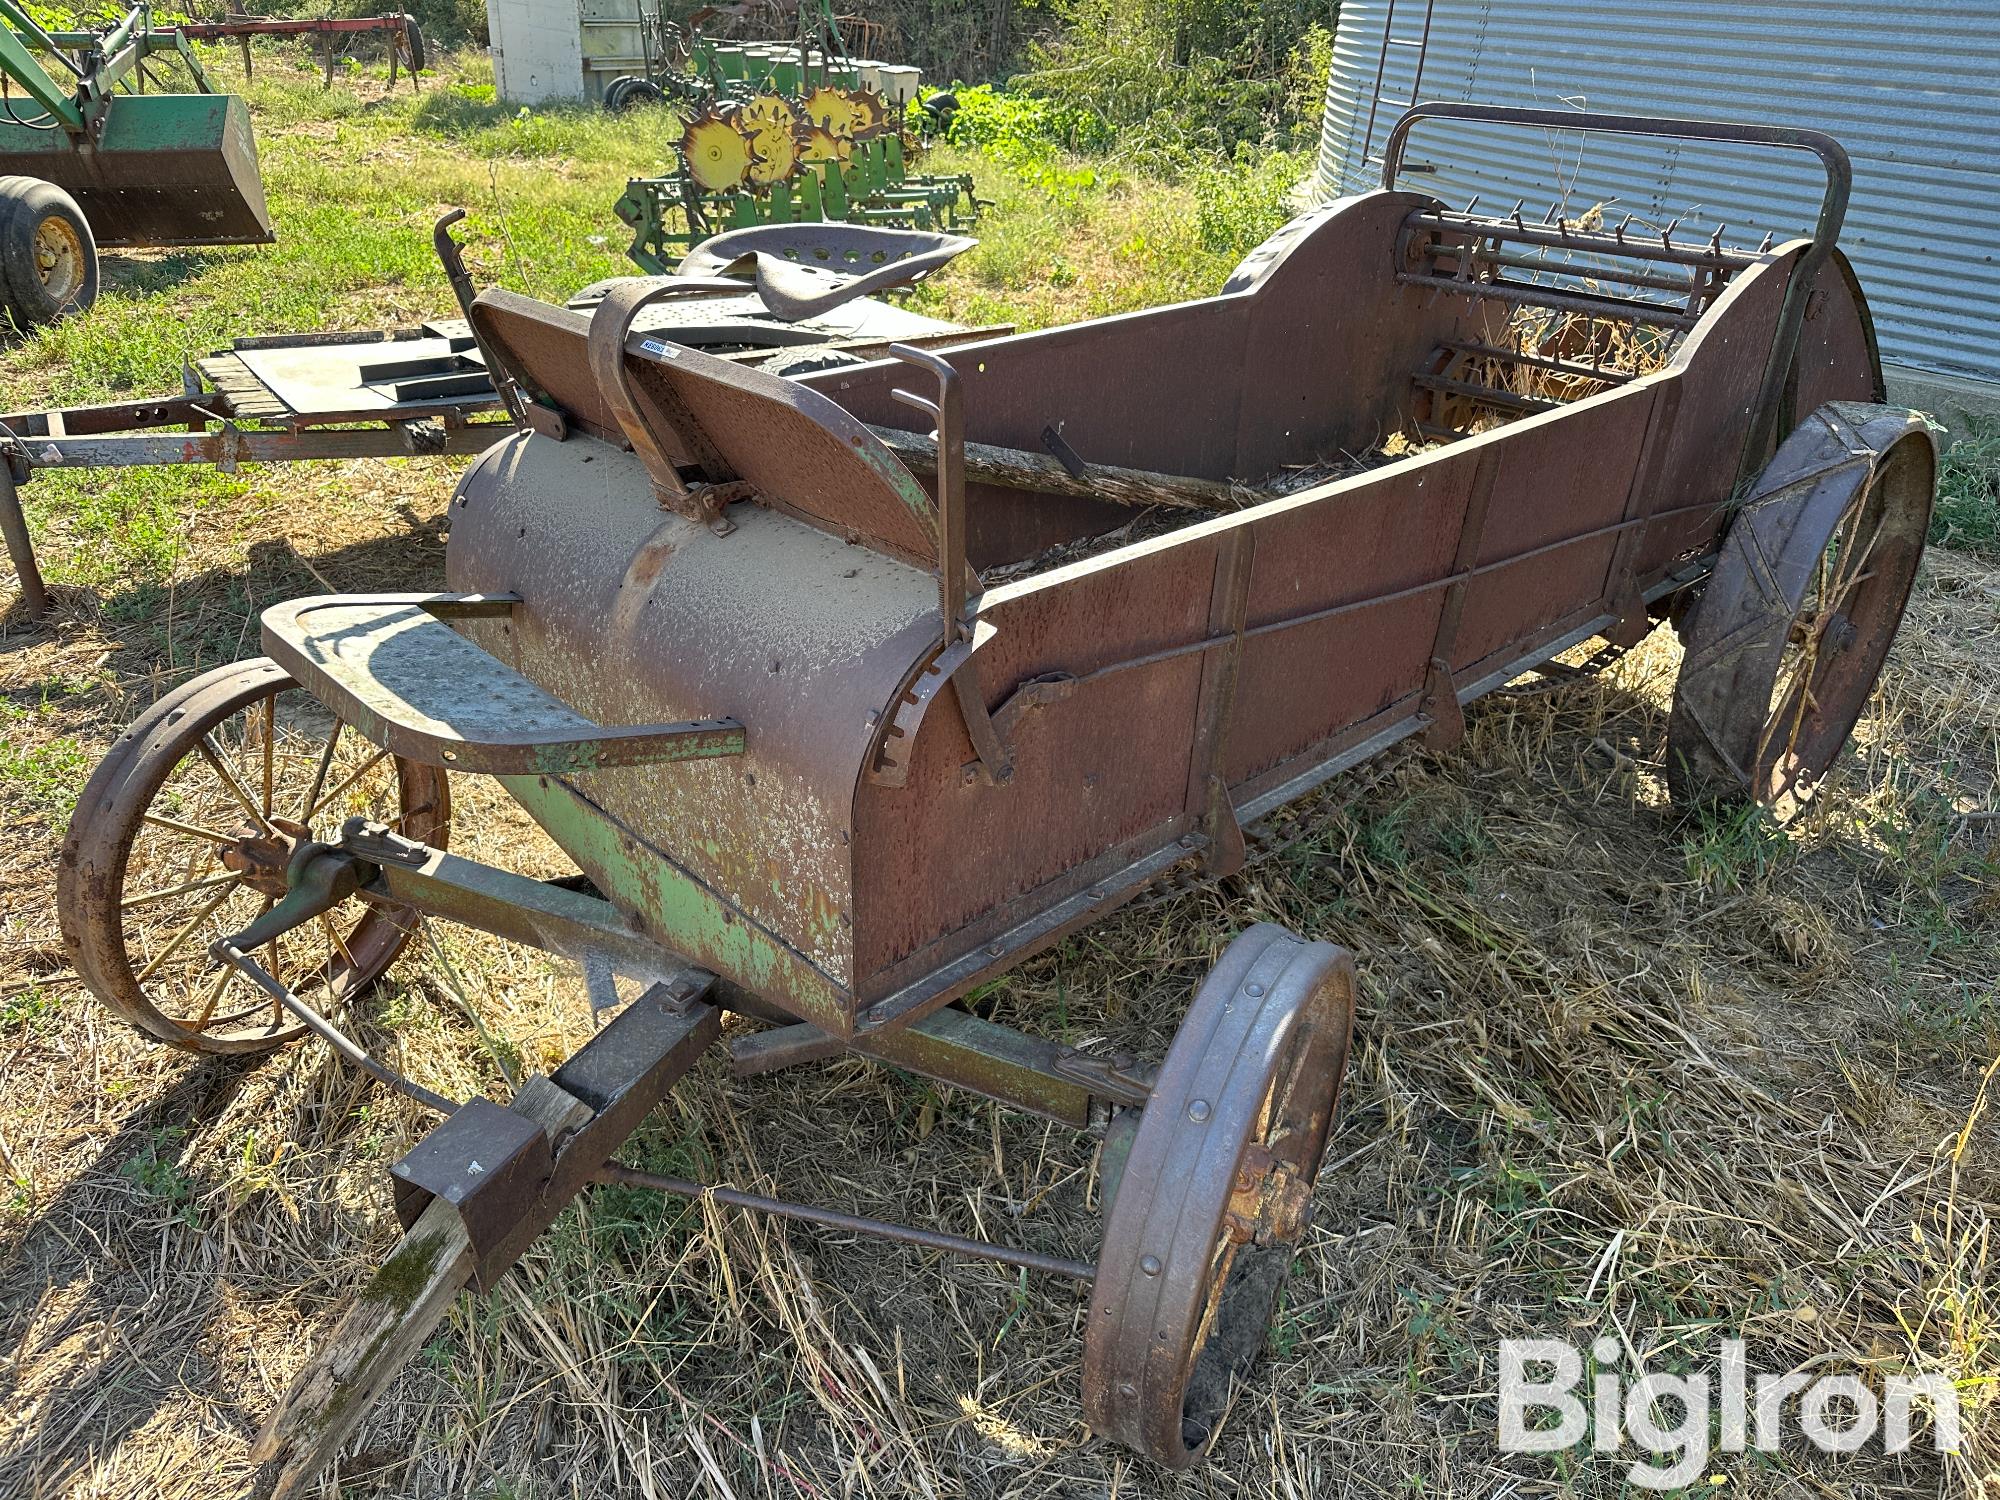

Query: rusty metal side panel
633 344 942 566
1449 386 1657 670
1227 190 1476 476
469 293 624 443
849 535 1223 987
1629 248 1798 575
803 190 1466 487
446 433 939 1013
959 484 1137 573
1792 249 1883 414
812 297 1252 480
1219 451 1478 786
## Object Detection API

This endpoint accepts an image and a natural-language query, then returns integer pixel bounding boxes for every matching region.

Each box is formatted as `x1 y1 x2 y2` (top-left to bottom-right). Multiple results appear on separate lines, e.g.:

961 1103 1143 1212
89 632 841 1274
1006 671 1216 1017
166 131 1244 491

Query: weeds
1936 415 2000 562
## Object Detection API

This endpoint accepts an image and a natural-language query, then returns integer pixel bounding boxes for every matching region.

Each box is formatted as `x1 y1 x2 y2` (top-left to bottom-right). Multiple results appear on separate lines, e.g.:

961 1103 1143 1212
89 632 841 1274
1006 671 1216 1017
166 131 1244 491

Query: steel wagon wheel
57 658 450 1055
1668 404 1935 818
1083 924 1356 1467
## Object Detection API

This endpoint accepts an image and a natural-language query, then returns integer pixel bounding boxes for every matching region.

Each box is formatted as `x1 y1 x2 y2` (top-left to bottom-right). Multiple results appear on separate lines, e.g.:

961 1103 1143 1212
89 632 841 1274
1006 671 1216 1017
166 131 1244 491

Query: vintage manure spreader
55 105 1935 1485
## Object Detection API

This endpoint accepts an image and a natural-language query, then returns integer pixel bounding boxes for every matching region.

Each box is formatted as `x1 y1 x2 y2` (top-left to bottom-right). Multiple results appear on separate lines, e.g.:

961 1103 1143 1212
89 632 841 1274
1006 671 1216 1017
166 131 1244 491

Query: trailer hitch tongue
203 837 464 1114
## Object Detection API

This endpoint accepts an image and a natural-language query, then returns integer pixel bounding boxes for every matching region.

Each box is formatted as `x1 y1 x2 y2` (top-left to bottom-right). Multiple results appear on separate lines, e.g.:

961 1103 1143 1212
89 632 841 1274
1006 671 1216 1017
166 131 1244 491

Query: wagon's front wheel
1667 403 1935 818
1083 924 1356 1467
57 659 450 1054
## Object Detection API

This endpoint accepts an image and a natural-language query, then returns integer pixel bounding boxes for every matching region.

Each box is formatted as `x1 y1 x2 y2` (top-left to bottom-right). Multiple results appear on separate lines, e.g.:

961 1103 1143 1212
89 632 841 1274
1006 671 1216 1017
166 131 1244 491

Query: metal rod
1393 270 1701 330
1411 371 1558 415
211 942 460 1116
0 466 49 617
1421 240 1711 300
1439 339 1636 385
595 1163 1097 1281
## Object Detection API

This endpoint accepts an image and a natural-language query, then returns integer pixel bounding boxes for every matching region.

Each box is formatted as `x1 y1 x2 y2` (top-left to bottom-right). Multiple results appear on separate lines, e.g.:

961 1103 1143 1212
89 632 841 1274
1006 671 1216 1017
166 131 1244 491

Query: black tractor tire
612 78 667 111
399 14 427 72
0 177 98 330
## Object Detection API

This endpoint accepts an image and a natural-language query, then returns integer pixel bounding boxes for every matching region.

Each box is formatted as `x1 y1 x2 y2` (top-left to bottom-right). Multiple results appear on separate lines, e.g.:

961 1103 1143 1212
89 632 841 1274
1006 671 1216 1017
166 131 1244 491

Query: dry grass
4 473 1994 1495
1 51 1997 1500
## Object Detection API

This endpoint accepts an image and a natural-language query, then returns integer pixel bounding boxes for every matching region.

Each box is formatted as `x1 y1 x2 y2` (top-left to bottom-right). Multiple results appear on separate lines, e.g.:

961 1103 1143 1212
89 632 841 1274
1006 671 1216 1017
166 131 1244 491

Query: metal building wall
1312 0 2000 387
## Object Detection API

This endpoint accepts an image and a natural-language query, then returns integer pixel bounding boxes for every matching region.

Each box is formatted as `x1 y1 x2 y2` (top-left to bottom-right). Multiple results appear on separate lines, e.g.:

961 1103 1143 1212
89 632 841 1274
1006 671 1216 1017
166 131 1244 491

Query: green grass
0 699 89 821
3 49 1308 598
1934 413 2000 561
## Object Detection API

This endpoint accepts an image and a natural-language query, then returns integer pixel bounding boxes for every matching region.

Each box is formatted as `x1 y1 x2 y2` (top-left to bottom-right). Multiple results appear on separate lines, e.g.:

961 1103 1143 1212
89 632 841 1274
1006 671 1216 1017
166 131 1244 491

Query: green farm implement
0 0 272 327
606 0 979 272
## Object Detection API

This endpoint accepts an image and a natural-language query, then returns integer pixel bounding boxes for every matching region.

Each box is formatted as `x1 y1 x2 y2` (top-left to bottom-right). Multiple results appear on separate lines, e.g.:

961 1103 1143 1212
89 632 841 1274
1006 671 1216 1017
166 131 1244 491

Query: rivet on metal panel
1188 1099 1211 1123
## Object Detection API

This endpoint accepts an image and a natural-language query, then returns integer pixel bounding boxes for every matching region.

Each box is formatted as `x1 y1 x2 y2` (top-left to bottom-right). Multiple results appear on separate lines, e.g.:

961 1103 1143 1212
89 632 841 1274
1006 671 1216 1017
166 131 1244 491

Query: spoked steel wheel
1083 925 1356 1467
1668 404 1935 817
57 659 450 1054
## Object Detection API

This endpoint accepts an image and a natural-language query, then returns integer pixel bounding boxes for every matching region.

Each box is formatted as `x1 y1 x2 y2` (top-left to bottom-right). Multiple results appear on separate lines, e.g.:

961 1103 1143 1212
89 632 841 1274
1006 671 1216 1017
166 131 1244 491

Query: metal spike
1708 225 1725 255
1758 230 1775 253
1464 193 1482 216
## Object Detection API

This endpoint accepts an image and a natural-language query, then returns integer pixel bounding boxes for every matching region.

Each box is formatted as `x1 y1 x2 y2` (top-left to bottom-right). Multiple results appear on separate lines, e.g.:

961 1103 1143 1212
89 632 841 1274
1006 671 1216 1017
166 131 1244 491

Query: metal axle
595 1163 1097 1282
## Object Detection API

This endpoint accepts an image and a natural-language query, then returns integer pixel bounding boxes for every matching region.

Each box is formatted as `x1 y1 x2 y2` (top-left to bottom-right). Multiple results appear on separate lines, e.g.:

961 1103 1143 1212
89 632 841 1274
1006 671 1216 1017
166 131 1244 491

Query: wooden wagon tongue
240 923 1356 1494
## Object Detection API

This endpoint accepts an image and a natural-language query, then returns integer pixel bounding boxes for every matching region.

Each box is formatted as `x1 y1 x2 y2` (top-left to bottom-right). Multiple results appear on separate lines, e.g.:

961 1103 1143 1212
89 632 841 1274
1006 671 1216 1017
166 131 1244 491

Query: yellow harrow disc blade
846 87 892 140
682 112 753 192
737 93 798 136
744 124 801 185
799 125 852 164
803 85 858 139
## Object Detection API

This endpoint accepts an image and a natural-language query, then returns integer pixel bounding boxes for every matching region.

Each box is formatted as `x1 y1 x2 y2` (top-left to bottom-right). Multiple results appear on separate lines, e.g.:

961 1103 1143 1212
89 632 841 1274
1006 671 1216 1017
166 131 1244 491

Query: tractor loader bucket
0 94 272 247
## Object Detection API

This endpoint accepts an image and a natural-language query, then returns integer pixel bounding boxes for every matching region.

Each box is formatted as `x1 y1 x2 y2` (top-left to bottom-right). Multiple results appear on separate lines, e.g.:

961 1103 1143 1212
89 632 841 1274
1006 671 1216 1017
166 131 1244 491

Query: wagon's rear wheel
57 659 450 1054
1667 406 1935 818
1083 925 1355 1467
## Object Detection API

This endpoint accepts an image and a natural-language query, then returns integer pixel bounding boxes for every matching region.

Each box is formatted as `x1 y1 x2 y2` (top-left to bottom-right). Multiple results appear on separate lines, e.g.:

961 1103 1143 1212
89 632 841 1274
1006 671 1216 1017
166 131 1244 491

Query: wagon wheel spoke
141 810 235 844
122 869 242 910
262 693 277 820
300 719 344 823
308 747 390 825
64 665 451 1054
197 734 274 835
189 961 237 1033
258 895 285 1026
135 878 244 982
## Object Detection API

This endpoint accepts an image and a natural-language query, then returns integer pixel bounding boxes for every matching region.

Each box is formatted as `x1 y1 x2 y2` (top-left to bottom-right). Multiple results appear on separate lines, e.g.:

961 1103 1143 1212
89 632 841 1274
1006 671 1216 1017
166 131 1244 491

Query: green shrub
1017 0 1331 168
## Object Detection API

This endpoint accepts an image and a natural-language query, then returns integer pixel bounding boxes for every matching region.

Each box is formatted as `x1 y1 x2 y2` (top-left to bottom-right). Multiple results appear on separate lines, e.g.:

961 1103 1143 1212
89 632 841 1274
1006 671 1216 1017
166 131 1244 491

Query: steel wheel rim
33 212 85 306
1175 1019 1336 1453
57 661 450 1052
1082 928 1355 1467
1752 439 1930 814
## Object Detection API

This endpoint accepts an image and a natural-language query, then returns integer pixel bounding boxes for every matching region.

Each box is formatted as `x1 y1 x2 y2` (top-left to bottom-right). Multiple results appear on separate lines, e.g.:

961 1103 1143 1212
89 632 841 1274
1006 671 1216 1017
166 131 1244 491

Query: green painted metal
502 771 857 1037
0 1 270 250
615 150 979 273
0 3 84 131
0 92 274 245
